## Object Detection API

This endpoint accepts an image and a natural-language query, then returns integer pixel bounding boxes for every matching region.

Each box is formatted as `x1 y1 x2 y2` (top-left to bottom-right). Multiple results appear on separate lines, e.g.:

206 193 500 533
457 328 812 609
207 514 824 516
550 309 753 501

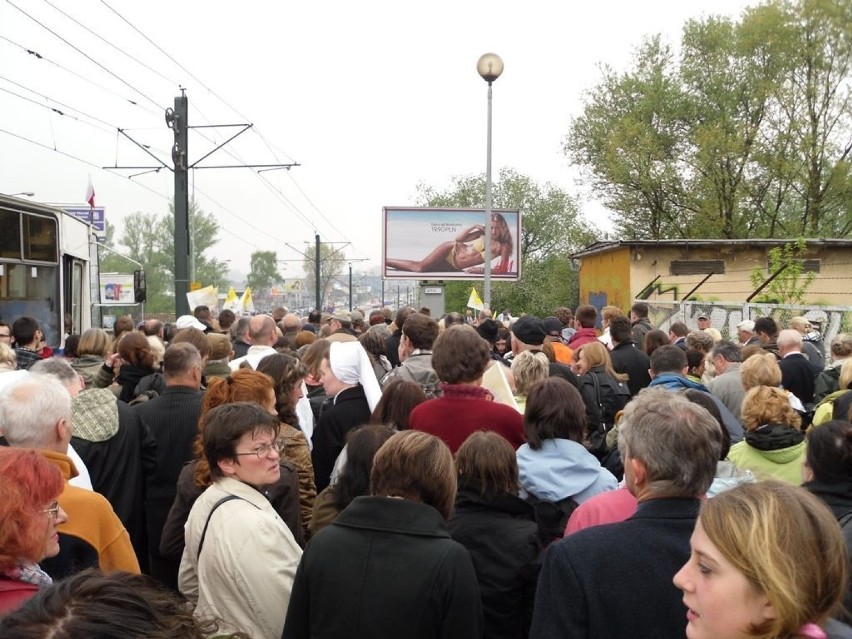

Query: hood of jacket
649 372 709 393
517 438 611 502
71 388 119 442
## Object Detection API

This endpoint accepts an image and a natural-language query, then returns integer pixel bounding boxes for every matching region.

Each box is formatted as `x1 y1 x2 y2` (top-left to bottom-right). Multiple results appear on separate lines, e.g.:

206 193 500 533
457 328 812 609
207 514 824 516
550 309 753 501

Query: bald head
777 329 803 355
282 313 300 331
249 315 277 346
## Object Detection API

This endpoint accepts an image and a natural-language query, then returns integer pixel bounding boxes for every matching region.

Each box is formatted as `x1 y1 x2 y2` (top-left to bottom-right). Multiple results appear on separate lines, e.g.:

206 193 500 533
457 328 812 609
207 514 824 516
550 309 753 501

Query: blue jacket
649 374 744 443
517 439 617 504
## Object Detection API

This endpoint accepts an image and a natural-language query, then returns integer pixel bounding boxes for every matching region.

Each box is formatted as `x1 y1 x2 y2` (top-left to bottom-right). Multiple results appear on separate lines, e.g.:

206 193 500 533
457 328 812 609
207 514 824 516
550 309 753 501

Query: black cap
511 316 546 346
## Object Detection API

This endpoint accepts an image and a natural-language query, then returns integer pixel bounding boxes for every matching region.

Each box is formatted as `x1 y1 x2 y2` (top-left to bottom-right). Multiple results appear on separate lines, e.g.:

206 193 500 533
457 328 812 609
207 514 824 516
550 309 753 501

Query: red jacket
410 384 525 453
567 327 599 353
0 576 39 615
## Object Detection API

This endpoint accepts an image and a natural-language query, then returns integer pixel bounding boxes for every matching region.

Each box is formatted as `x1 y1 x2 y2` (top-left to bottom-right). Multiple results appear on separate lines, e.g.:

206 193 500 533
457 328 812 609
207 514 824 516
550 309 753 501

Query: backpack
525 493 580 546
585 372 630 458
811 389 850 427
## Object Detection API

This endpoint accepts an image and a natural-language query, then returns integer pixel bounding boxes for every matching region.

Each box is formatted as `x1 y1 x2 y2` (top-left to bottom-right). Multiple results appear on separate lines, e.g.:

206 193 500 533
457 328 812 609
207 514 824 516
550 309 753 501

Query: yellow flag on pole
467 287 484 311
223 287 240 312
240 287 255 313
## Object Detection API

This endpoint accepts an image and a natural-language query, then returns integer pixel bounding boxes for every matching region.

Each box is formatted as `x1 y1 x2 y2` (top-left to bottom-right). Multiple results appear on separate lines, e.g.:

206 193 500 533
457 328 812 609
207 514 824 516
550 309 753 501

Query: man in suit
777 329 822 407
707 341 746 421
530 388 722 639
134 342 204 590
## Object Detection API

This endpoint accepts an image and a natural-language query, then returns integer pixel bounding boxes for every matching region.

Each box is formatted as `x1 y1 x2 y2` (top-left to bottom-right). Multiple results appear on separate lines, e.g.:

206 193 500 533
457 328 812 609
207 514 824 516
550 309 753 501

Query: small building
570 239 852 309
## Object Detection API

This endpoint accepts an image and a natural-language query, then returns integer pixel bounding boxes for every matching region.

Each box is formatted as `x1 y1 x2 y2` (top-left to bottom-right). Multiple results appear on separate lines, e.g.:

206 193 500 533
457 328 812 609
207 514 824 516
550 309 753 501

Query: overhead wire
4 0 163 110
0 34 162 118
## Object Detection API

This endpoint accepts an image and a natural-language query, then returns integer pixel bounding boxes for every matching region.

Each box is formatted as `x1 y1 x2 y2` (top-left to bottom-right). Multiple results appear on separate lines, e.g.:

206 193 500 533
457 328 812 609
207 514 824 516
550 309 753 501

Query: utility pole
172 92 190 316
315 233 321 311
106 91 299 318
349 263 353 311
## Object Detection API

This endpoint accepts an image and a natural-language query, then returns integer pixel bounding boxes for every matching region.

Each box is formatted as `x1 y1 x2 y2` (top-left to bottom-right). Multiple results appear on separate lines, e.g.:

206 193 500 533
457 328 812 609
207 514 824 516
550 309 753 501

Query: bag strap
590 372 603 410
197 494 242 560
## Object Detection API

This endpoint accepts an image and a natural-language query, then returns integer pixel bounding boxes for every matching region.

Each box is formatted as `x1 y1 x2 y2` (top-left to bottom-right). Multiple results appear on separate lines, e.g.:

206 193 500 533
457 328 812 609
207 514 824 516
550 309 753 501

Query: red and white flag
85 175 95 209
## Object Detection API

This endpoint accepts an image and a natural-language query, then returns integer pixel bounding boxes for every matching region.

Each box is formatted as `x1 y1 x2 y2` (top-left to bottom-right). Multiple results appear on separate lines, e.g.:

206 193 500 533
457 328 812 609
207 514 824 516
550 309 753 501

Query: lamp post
476 53 503 311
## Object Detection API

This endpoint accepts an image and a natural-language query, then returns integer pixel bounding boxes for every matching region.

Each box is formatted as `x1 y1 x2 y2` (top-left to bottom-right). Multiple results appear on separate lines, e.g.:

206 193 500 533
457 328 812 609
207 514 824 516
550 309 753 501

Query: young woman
575 342 630 458
386 213 514 275
0 448 68 614
674 481 848 639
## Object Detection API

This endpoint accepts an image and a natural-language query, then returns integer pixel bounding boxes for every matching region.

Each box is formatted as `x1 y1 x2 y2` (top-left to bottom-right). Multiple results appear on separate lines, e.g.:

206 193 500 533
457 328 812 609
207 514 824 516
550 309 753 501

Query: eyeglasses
234 440 284 459
42 501 60 520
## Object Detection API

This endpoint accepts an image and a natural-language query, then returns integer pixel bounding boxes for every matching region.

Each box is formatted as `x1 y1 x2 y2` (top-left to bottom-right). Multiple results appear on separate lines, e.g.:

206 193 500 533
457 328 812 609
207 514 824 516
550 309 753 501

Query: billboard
382 207 521 281
98 273 135 305
62 206 106 238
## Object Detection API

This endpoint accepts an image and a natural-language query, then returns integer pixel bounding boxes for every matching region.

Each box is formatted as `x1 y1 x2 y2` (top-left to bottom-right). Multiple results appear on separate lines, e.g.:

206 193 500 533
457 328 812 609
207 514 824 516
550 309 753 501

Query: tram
0 194 93 348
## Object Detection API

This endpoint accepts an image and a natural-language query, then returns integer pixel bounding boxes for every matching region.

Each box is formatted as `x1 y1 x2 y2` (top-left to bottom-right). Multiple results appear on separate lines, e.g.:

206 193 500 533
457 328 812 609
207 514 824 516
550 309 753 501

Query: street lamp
476 52 503 310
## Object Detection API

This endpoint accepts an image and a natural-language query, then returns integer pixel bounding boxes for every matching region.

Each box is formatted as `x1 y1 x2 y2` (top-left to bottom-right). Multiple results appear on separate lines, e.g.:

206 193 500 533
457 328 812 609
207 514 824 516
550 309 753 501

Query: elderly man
707 341 746 421
736 319 760 347
230 314 279 370
777 328 822 407
530 388 723 639
788 316 824 368
696 313 722 343
0 376 140 578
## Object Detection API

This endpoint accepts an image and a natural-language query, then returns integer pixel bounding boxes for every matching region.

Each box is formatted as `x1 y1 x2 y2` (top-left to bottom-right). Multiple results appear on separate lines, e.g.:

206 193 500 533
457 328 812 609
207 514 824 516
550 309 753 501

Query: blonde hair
578 341 628 381
77 327 112 359
699 481 848 639
511 350 549 396
740 385 801 431
839 357 852 391
0 342 16 371
740 353 782 390
146 336 165 367
600 305 623 324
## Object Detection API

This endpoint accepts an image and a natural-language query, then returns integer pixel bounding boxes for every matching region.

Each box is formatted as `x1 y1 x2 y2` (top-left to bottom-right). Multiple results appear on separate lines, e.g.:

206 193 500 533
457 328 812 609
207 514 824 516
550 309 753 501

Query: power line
4 0 163 110
36 0 181 89
0 126 170 202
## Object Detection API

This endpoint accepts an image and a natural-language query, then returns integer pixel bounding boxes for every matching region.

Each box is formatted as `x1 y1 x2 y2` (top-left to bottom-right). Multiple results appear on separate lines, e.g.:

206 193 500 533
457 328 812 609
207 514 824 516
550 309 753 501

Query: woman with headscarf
309 340 381 492
0 448 67 614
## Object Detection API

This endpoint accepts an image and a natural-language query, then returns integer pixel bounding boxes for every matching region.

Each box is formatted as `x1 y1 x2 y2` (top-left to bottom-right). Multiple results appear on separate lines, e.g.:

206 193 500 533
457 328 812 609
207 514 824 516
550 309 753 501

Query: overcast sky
0 0 757 279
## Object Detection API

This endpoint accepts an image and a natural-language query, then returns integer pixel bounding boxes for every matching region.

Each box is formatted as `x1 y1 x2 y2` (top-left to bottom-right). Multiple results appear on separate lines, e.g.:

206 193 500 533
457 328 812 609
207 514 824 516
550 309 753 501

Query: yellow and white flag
467 287 484 311
240 287 255 313
186 285 218 312
223 287 241 312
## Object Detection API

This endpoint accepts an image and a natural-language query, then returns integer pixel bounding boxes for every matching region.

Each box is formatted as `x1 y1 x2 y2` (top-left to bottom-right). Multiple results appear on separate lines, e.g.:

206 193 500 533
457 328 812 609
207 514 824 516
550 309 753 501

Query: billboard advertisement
382 207 521 281
99 273 135 305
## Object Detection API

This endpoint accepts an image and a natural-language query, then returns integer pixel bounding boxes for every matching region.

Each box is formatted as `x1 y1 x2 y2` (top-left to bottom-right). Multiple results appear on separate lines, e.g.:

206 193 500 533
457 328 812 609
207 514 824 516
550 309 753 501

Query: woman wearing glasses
0 448 68 615
179 402 302 639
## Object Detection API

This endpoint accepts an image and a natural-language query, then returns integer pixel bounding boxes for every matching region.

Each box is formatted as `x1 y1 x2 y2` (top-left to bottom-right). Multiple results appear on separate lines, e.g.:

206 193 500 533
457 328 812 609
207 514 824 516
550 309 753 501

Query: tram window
23 214 57 262
0 210 20 259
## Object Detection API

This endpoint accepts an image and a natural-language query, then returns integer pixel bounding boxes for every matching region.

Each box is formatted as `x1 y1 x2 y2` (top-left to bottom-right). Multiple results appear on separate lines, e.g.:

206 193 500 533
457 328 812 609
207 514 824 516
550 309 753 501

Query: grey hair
711 341 742 363
30 357 79 386
0 376 72 448
618 387 721 498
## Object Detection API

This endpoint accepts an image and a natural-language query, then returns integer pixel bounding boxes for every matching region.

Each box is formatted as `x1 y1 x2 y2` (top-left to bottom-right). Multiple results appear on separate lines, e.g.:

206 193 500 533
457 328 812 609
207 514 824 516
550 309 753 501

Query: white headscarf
329 341 382 411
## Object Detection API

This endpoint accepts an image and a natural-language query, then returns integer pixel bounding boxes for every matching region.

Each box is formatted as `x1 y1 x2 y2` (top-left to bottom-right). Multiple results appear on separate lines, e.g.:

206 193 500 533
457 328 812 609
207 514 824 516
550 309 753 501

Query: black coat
530 498 700 639
283 496 483 639
386 329 404 368
778 352 822 405
449 483 540 639
133 385 204 589
609 340 651 397
310 385 371 492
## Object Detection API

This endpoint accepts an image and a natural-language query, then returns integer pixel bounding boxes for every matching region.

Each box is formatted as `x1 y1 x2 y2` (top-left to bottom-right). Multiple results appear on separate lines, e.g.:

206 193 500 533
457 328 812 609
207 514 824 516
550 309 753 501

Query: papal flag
240 287 255 313
223 287 241 312
467 286 484 311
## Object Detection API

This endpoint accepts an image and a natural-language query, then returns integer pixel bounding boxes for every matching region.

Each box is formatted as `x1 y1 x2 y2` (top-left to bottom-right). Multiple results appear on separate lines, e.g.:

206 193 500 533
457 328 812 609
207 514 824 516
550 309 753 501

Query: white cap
175 315 207 331
736 320 755 332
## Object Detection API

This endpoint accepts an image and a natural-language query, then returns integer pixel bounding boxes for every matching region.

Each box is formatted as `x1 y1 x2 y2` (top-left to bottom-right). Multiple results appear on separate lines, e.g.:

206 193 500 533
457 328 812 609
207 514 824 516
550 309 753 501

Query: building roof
570 238 852 260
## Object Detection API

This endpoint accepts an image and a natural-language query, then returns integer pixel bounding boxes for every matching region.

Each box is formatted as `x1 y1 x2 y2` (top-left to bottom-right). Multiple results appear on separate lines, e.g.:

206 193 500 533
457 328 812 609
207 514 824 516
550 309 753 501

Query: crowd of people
0 301 849 638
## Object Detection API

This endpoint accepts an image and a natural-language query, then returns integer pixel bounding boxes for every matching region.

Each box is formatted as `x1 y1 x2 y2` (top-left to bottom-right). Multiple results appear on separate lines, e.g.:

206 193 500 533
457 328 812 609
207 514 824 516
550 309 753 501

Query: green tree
303 243 345 310
416 168 598 315
246 250 282 293
567 0 852 240
749 238 816 305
